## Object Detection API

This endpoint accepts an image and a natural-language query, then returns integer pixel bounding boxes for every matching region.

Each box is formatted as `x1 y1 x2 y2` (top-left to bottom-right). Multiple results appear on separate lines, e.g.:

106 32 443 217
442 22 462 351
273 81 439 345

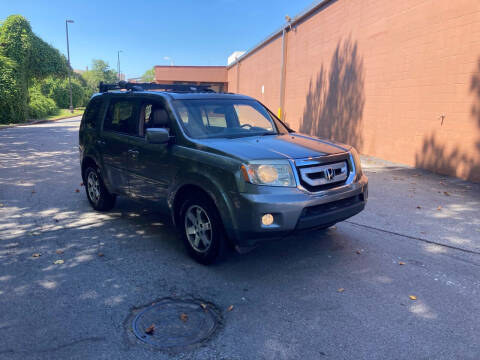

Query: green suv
79 82 368 264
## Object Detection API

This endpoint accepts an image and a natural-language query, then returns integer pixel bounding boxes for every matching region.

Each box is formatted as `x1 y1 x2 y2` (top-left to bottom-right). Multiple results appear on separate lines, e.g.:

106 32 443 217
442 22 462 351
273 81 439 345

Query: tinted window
103 100 137 135
83 97 104 129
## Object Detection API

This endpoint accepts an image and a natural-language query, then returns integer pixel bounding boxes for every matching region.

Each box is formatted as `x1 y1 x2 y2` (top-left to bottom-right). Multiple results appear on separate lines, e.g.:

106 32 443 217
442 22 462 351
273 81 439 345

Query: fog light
262 213 274 226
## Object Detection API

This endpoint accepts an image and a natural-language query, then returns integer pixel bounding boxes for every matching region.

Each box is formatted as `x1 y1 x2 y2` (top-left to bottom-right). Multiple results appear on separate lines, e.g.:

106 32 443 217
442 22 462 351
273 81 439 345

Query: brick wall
155 66 227 83
227 0 480 182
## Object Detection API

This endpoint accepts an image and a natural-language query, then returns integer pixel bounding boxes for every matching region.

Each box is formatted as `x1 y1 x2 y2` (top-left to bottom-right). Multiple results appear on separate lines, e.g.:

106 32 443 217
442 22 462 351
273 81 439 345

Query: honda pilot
79 82 368 264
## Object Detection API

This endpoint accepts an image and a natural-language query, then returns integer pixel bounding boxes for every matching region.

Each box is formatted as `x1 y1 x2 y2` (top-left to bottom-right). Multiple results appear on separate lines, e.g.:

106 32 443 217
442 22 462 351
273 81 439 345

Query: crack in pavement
345 220 480 256
0 336 106 355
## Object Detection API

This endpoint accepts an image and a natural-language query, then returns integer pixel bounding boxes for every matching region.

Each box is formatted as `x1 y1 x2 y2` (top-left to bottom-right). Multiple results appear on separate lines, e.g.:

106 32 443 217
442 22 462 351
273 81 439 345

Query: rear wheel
179 195 226 265
84 166 116 211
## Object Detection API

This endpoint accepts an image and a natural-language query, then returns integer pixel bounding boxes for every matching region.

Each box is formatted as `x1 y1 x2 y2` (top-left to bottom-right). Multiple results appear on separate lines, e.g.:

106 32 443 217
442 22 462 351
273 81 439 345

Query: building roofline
226 0 334 69
154 65 227 69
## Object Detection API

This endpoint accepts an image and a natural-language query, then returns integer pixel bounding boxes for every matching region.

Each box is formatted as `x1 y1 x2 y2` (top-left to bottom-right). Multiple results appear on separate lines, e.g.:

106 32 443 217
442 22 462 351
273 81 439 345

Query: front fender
168 169 239 242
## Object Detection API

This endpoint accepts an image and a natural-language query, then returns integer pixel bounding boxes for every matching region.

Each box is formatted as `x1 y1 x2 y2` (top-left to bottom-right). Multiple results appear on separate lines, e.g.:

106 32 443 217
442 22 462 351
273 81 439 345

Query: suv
79 82 368 264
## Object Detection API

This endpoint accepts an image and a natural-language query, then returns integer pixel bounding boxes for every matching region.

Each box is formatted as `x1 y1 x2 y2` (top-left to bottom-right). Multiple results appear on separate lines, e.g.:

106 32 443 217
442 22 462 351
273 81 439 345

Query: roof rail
98 81 215 93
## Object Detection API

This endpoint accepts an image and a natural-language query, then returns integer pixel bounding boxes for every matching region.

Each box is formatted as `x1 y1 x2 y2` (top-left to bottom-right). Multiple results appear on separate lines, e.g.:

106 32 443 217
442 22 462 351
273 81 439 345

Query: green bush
0 55 24 124
28 86 58 119
38 76 87 108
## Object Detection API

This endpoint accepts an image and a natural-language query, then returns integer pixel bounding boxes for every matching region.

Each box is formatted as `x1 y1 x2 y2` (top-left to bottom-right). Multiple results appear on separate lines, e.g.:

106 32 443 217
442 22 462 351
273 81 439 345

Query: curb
0 114 83 130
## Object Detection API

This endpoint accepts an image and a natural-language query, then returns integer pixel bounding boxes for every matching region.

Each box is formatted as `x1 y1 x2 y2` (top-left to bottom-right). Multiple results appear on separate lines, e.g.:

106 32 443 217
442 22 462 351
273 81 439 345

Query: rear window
103 100 137 135
83 97 104 129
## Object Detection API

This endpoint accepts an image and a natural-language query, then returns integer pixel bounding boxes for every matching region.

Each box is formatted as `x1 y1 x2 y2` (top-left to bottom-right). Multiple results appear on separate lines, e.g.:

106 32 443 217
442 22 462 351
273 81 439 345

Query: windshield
172 99 289 139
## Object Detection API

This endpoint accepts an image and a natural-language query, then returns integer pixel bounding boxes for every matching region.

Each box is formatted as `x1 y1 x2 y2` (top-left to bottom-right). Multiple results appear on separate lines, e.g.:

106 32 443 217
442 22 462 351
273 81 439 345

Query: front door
98 97 138 194
127 101 174 204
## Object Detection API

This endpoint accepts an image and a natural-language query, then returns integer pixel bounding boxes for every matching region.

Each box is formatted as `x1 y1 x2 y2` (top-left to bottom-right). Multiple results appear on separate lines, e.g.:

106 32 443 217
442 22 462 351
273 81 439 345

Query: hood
193 132 350 161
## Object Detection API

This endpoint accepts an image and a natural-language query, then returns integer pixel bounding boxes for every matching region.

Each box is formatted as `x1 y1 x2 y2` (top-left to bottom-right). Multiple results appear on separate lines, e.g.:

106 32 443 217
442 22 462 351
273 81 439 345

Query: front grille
302 194 363 218
296 159 350 192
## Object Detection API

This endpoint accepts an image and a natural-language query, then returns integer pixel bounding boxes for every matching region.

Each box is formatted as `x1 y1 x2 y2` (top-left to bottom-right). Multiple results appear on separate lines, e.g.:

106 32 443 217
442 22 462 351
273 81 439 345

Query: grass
0 108 85 129
46 108 84 120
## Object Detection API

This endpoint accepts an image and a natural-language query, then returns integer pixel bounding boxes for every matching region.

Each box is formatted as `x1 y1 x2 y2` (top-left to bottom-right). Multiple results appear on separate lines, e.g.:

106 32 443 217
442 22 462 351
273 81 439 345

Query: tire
84 166 116 211
179 194 226 265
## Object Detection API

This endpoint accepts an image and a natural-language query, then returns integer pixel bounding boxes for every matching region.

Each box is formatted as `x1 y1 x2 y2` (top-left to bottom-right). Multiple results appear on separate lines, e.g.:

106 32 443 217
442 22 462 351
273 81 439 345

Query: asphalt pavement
0 118 479 359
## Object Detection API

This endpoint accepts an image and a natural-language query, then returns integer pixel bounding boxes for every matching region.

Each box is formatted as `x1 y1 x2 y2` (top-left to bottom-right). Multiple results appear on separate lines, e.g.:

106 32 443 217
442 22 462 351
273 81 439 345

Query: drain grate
132 298 221 349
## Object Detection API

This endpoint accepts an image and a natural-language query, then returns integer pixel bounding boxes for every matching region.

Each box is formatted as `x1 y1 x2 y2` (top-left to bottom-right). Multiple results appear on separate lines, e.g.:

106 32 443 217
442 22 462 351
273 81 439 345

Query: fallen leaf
75 189 80 193
409 295 417 300
54 259 64 265
399 261 405 265
32 253 41 258
437 206 442 211
337 288 345 293
443 191 450 196
180 313 188 322
227 305 234 311
416 206 421 209
145 324 155 334
98 252 104 257
200 303 207 310
55 249 64 255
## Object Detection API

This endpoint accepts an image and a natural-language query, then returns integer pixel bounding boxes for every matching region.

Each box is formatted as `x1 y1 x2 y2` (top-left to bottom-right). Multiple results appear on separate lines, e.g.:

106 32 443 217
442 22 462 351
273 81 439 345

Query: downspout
279 20 291 120
236 60 240 93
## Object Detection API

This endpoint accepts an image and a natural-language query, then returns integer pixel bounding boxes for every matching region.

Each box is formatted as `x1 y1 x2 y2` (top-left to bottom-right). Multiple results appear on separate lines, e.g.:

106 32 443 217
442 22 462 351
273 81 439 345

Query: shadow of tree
300 37 365 150
414 59 480 182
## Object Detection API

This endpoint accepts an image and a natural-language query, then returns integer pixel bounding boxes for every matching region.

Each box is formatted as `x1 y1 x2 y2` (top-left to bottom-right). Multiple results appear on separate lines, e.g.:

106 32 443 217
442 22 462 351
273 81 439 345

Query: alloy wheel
184 205 213 253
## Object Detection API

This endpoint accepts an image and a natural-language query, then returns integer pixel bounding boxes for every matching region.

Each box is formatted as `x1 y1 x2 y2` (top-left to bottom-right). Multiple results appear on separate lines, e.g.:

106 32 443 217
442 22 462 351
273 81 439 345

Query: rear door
97 96 138 194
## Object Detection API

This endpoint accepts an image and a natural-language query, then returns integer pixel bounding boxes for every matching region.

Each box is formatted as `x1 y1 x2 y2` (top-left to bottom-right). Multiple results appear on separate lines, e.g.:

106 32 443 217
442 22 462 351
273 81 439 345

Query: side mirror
146 128 169 144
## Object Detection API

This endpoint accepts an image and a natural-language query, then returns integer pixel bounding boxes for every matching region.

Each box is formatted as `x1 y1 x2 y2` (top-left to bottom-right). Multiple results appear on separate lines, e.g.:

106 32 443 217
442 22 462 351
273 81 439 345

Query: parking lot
0 117 479 359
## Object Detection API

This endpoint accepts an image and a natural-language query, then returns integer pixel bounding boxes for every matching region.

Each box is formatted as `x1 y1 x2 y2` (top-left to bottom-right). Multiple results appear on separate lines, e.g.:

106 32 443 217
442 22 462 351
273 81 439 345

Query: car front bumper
226 174 368 246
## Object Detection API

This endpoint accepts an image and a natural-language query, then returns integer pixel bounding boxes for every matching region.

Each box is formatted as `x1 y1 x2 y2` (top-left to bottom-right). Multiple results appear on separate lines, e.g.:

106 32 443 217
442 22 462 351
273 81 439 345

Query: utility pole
65 19 74 113
117 50 123 81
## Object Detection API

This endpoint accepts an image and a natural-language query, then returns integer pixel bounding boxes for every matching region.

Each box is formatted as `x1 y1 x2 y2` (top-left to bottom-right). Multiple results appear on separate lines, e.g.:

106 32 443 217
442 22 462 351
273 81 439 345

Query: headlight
350 147 363 175
241 160 296 187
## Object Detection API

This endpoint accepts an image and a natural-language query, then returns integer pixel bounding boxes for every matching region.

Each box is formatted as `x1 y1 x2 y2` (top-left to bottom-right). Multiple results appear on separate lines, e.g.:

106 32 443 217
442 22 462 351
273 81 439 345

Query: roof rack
98 81 215 93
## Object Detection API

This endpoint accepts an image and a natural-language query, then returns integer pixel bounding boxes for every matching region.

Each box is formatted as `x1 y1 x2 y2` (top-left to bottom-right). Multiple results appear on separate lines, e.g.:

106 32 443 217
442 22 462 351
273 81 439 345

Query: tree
82 59 118 97
141 67 155 82
0 15 68 122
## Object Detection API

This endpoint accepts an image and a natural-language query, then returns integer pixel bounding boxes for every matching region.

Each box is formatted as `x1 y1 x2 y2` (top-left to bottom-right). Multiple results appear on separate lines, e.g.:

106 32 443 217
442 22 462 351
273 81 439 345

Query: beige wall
227 0 480 182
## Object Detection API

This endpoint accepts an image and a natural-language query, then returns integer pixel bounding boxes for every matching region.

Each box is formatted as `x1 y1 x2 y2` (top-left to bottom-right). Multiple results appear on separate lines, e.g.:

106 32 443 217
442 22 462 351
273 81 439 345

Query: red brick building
149 0 480 182
154 65 227 93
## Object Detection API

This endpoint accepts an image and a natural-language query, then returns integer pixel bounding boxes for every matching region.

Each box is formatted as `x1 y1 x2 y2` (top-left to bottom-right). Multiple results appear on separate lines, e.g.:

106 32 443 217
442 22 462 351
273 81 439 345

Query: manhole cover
132 298 221 349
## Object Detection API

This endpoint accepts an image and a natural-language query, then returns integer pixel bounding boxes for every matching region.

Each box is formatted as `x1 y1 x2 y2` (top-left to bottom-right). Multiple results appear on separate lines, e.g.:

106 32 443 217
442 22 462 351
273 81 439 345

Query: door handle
128 149 139 157
96 139 106 146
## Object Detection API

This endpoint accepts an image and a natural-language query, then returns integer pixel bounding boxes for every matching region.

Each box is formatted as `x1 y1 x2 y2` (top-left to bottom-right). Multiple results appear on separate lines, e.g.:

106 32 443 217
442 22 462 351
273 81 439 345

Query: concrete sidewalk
353 156 480 255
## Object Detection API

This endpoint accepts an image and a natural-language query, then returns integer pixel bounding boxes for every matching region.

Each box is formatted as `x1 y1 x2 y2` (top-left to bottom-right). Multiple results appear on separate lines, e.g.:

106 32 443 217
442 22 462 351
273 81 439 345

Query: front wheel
84 166 116 211
179 195 226 265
